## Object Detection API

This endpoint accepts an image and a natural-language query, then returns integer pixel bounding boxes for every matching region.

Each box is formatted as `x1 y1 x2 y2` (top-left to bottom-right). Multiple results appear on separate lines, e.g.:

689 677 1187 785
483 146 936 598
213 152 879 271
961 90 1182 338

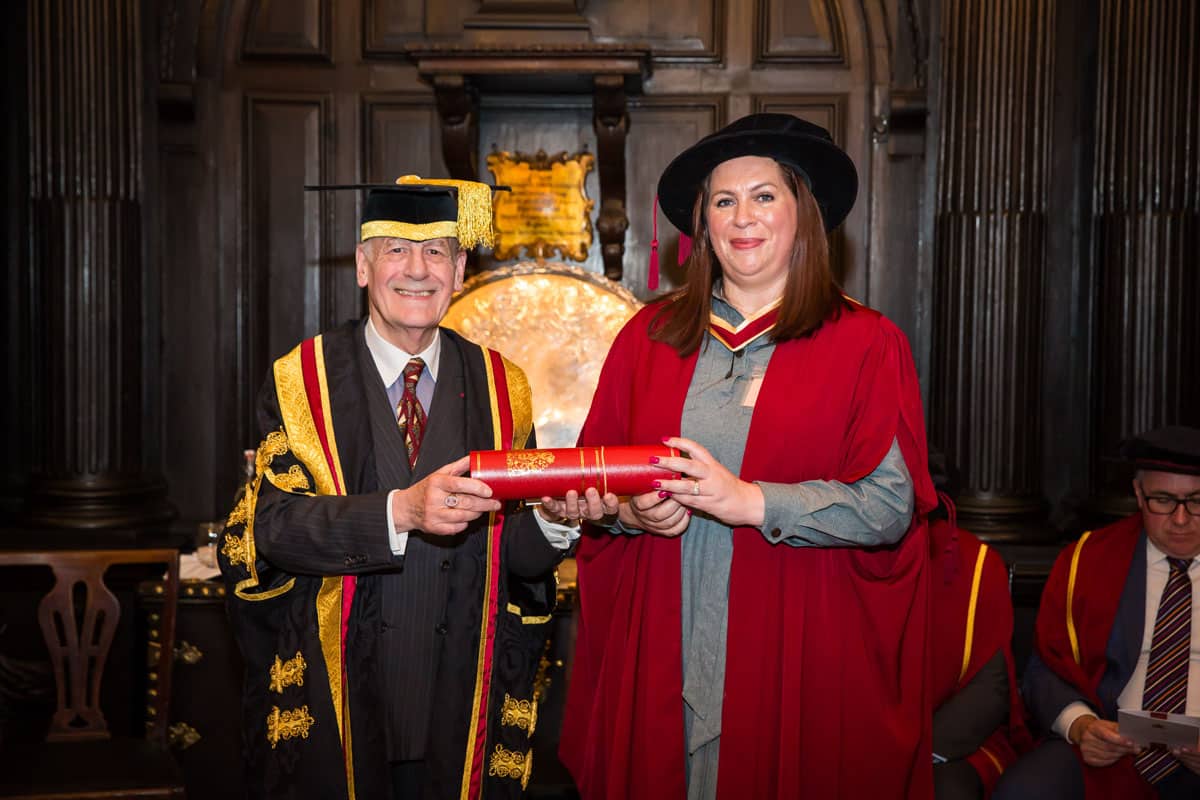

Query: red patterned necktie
1134 556 1193 784
395 357 426 468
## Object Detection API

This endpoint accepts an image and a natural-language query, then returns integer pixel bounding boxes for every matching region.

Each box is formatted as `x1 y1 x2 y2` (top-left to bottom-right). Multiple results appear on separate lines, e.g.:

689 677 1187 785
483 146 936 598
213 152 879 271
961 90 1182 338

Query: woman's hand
652 436 765 528
619 490 691 537
538 487 620 525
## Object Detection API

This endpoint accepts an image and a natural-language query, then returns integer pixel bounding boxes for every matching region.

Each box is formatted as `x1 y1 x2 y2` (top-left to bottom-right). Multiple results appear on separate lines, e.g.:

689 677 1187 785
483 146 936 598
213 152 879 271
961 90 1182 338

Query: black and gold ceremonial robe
219 321 557 800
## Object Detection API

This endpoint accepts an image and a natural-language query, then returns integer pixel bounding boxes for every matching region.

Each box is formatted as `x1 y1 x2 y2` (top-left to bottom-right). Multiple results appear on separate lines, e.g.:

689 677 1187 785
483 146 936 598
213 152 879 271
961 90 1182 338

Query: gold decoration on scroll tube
486 149 596 262
442 262 642 450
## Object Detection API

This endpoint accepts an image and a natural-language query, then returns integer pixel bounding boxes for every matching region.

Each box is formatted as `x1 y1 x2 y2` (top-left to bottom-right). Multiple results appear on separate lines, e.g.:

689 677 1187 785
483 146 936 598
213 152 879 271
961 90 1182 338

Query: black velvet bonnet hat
1121 426 1200 476
656 113 859 236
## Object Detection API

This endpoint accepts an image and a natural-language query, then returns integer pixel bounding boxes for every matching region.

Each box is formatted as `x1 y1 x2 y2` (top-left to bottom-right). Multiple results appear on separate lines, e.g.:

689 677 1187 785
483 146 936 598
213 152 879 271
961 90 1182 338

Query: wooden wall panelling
624 96 726 299
159 140 219 523
158 0 208 119
242 95 331 441
363 0 429 54
242 0 331 61
752 94 845 145
1089 0 1200 513
586 0 724 64
754 0 848 66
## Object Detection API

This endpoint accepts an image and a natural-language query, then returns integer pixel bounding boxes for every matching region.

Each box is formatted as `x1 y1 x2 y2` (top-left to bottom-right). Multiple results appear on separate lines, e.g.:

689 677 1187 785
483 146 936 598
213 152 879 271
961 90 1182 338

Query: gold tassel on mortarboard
395 175 496 250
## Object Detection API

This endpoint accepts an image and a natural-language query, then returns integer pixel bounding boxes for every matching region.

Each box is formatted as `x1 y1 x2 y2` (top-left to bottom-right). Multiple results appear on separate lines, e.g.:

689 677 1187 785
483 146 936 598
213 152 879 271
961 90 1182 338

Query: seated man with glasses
995 426 1200 800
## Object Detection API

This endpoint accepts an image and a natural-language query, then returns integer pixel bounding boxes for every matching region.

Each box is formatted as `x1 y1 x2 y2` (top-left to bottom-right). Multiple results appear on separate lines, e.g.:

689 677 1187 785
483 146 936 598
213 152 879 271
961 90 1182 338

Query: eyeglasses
1139 487 1200 516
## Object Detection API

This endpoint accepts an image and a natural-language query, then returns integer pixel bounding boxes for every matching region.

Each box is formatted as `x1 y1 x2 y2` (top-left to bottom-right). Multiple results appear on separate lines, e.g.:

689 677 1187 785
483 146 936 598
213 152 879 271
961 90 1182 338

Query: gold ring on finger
691 480 700 496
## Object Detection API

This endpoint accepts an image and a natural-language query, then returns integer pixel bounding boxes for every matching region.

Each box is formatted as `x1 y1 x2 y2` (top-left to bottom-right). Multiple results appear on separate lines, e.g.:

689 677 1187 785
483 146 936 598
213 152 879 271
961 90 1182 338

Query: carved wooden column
1088 0 1200 517
929 0 1056 536
432 75 481 181
24 0 172 531
592 75 629 280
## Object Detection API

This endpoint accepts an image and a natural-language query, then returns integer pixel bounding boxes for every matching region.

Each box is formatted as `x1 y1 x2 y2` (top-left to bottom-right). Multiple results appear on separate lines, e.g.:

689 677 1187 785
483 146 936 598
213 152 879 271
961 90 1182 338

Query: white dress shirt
1052 537 1200 740
363 319 578 555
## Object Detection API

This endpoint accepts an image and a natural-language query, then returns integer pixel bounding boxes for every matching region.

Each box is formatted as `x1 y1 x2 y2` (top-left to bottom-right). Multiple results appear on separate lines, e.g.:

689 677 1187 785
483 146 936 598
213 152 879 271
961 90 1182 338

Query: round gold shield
442 262 642 449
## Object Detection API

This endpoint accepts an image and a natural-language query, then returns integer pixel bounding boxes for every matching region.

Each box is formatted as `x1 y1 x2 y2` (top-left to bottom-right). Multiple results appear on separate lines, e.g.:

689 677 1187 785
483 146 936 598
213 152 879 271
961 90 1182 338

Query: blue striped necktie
1134 556 1193 784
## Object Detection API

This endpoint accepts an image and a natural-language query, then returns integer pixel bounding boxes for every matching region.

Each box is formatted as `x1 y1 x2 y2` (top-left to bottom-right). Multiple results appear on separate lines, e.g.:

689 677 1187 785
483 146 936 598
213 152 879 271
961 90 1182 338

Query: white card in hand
1118 709 1200 749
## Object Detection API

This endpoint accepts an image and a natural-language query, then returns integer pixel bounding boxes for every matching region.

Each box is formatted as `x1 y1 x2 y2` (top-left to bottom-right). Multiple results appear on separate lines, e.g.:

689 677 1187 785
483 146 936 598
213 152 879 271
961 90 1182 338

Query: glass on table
195 521 223 569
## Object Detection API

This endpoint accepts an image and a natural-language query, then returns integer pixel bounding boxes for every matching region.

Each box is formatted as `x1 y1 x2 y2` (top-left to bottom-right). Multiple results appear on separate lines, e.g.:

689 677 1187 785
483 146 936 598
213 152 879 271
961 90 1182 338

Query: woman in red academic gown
558 113 938 800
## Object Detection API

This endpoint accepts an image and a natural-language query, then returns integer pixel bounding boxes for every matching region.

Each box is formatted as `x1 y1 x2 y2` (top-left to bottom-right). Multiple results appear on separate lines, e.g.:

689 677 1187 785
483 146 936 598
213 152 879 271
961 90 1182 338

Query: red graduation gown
559 301 937 799
929 503 1032 797
1033 514 1155 799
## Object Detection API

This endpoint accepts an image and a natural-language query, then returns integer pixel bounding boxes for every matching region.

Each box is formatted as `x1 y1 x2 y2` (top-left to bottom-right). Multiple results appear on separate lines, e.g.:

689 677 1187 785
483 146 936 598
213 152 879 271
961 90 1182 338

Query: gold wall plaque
486 150 595 262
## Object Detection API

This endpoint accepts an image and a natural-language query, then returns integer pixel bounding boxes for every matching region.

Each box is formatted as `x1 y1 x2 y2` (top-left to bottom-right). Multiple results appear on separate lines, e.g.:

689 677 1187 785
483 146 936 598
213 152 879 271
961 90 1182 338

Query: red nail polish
652 480 662 488
649 456 660 464
658 491 671 499
686 509 693 516
661 436 670 443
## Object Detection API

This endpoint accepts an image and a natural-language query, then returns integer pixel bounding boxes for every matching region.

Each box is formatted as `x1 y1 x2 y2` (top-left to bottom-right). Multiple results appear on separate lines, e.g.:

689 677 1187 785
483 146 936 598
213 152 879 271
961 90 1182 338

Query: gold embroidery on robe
266 463 311 493
488 744 531 789
229 425 300 601
226 491 252 528
256 430 290 474
266 705 315 748
502 356 534 449
499 693 537 736
222 532 250 568
505 602 553 625
269 651 307 694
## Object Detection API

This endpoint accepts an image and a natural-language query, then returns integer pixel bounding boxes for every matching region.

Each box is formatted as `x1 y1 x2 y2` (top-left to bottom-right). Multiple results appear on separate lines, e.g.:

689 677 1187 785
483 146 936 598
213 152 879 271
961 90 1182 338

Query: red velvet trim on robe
560 301 937 800
1033 514 1155 800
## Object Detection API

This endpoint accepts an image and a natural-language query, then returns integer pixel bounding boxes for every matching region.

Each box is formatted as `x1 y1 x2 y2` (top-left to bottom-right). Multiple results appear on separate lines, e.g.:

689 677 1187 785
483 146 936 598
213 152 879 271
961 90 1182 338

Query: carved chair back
0 549 179 744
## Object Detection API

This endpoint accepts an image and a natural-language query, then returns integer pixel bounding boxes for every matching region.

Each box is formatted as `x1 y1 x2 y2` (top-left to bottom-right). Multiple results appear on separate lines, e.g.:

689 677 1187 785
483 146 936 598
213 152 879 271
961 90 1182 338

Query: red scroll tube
470 445 681 501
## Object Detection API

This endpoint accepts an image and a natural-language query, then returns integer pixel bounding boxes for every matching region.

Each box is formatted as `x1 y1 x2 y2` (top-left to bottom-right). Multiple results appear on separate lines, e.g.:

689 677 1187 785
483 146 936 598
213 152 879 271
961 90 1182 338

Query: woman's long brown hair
650 160 847 356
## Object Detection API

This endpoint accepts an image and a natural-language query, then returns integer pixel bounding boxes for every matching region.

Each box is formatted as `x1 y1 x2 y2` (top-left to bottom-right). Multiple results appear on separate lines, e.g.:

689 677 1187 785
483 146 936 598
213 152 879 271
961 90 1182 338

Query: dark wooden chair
0 549 185 799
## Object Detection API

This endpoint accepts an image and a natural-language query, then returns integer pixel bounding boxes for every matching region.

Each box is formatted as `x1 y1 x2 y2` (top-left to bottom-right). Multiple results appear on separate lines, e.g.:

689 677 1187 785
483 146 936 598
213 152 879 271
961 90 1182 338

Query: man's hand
538 487 620 525
1171 746 1200 775
391 456 501 536
1069 715 1141 767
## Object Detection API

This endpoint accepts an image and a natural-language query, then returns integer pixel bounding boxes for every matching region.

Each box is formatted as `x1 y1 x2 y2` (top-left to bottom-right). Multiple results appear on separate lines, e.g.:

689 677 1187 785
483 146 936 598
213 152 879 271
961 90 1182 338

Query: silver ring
691 480 700 496
444 493 460 508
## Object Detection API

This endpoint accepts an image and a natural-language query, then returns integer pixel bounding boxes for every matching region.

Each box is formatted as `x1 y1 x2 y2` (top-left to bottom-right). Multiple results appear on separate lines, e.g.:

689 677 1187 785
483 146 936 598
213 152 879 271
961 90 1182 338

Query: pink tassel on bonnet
678 233 692 265
648 196 694 291
648 196 660 291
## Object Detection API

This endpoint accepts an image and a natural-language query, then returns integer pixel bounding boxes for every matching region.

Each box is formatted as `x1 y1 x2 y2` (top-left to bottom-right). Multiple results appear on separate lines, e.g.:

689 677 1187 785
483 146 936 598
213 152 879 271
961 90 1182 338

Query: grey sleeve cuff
757 437 914 548
609 517 646 536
